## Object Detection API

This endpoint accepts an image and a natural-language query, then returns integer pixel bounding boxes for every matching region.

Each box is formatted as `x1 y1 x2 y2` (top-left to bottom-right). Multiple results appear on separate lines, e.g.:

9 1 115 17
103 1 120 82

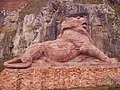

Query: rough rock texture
0 0 120 61
0 1 120 89
0 11 19 60
0 0 27 11
1 64 120 89
4 16 118 69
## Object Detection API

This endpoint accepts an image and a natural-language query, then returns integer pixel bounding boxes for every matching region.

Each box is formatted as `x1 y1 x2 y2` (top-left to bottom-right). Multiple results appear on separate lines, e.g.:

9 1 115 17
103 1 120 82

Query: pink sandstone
4 16 118 69
1 14 119 90
1 64 120 89
0 0 27 11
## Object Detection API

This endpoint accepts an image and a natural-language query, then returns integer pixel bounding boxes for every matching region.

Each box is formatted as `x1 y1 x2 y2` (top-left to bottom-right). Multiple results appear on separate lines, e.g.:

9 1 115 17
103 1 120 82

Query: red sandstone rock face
0 0 27 11
1 64 120 89
3 17 118 69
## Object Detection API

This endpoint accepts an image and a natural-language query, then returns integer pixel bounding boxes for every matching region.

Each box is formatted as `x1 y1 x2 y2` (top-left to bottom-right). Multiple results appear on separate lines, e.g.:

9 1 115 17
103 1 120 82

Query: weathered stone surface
0 11 19 60
0 0 27 11
4 16 118 69
1 64 120 89
0 0 120 61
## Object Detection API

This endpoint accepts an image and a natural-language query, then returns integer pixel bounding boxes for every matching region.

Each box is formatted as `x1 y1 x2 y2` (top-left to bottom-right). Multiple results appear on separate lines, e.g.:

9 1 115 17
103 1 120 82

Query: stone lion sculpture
4 14 118 68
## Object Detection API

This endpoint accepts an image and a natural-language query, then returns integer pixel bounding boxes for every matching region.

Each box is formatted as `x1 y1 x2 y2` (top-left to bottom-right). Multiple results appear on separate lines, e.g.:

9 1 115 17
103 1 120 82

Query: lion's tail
4 58 32 69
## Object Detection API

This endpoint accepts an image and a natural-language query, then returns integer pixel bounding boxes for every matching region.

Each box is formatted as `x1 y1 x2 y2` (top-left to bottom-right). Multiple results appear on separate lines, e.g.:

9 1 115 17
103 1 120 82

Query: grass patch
107 0 120 15
19 0 48 20
74 0 102 4
0 60 5 72
113 6 120 15
0 26 6 33
0 24 17 37
0 26 17 34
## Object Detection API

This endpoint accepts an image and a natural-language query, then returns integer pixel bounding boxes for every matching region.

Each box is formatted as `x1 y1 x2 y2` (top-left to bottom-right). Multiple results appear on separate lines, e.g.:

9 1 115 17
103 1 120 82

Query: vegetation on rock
19 0 48 20
0 60 5 72
108 0 120 15
74 0 102 4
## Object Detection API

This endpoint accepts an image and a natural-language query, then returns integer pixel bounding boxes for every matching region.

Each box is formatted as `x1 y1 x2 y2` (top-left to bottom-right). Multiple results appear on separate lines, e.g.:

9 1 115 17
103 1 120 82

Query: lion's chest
44 40 79 62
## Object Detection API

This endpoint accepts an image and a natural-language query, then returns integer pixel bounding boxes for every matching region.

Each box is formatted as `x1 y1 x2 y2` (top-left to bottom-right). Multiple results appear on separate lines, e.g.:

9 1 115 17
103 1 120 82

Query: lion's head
61 13 88 33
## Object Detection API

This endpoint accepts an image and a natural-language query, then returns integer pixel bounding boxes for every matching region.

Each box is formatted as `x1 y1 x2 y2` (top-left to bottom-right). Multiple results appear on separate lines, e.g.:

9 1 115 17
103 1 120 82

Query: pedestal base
0 64 120 90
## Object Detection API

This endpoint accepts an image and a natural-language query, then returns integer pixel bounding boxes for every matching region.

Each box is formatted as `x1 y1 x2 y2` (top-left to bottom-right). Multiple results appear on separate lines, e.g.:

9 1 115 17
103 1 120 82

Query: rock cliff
0 0 120 61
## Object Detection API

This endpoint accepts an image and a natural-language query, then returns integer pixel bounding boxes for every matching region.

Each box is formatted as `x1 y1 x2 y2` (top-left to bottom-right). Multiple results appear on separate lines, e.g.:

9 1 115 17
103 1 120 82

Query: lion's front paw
109 58 118 64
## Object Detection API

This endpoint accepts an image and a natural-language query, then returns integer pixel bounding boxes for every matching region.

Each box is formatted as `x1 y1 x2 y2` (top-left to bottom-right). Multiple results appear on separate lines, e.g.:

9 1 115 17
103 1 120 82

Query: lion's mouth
82 22 87 29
